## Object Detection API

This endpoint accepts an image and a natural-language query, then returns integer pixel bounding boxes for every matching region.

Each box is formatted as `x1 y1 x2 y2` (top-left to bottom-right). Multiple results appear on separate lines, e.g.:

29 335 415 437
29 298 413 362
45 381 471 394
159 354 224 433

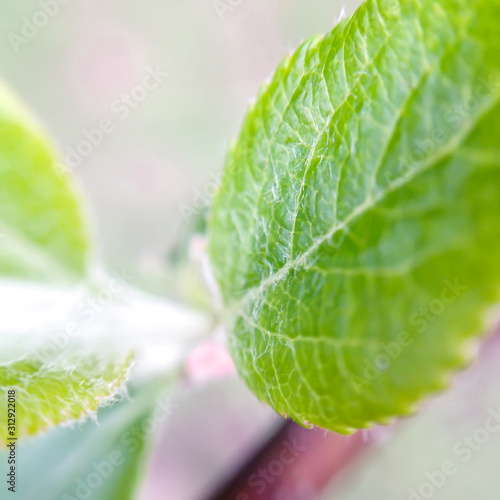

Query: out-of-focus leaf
0 82 133 442
0 78 90 283
0 356 132 446
0 378 176 500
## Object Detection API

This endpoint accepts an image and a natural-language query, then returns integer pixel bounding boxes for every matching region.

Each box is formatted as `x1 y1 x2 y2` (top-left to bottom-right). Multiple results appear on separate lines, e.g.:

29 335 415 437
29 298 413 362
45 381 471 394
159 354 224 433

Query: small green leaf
0 78 90 284
209 0 500 432
0 82 132 441
0 356 132 446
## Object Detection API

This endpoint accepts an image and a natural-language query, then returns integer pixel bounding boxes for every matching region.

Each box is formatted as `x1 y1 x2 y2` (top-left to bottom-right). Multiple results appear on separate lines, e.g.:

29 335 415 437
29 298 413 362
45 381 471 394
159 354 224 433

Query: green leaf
0 356 132 446
0 78 90 284
0 82 132 442
208 0 500 433
0 378 174 500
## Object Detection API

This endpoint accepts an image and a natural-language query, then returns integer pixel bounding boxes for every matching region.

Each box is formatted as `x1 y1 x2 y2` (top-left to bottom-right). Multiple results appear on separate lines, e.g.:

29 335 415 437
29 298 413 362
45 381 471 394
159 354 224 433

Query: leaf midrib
229 90 500 318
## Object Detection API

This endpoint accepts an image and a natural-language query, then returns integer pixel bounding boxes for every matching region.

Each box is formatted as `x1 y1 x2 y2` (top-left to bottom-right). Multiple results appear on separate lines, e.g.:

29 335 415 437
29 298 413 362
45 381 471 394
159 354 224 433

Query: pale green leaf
0 356 132 446
209 0 500 432
0 78 90 284
0 82 132 442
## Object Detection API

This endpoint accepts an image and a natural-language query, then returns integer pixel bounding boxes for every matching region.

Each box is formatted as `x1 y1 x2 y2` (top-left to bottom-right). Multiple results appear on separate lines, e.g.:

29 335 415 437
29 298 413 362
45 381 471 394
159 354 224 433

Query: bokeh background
0 0 360 297
2 1 500 499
